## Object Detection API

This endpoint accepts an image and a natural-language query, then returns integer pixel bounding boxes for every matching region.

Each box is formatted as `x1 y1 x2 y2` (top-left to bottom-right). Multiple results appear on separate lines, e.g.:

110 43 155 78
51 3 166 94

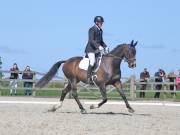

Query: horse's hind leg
49 82 71 112
90 84 107 109
113 81 135 113
60 82 71 102
71 81 86 114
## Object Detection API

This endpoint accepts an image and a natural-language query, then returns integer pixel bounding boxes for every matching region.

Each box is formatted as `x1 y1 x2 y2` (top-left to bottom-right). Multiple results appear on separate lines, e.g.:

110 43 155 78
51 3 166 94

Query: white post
173 78 176 99
32 72 36 97
130 75 136 99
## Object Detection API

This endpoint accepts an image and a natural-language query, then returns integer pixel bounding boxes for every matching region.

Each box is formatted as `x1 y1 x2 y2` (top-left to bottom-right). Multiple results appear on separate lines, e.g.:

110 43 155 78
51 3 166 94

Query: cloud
0 46 27 54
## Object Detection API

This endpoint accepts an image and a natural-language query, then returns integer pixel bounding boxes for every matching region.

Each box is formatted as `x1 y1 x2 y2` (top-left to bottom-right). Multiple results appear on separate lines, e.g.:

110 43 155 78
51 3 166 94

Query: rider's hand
105 47 109 53
98 46 104 51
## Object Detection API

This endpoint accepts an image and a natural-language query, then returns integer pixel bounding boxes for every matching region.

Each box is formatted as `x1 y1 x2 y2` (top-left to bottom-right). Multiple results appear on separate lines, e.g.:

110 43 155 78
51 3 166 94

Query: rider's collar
95 24 101 31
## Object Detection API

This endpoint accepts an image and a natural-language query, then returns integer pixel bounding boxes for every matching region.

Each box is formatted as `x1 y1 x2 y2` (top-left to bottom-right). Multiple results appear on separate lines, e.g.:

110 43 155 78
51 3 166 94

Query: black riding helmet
94 16 104 23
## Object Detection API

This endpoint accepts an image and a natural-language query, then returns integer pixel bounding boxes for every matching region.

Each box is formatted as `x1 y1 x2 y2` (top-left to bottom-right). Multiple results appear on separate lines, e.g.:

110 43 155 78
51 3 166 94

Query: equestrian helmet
94 16 104 23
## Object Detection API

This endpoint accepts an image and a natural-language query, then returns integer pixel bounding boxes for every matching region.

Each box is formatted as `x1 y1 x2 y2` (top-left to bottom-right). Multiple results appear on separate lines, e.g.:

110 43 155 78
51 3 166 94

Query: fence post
163 82 167 99
32 72 36 97
173 78 176 99
130 75 136 99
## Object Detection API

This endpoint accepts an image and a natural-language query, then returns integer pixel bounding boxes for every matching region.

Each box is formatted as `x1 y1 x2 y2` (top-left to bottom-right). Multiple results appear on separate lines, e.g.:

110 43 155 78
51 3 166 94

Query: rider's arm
88 28 100 49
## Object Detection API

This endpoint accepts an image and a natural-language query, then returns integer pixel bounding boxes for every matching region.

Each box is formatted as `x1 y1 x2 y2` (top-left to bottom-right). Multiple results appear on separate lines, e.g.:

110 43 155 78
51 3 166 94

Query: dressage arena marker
0 100 180 107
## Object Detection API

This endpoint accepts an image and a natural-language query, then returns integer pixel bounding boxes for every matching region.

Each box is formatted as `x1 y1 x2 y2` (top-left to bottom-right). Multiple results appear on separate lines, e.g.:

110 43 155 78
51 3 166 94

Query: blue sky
0 0 180 78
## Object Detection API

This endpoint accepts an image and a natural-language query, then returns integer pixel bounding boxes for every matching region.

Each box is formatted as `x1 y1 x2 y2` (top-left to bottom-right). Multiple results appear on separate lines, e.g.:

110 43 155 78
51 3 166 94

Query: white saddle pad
79 57 89 70
79 56 102 72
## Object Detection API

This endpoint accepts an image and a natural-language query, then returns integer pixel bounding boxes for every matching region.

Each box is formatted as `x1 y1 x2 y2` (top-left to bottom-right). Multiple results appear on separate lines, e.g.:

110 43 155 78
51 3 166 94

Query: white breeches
87 53 95 66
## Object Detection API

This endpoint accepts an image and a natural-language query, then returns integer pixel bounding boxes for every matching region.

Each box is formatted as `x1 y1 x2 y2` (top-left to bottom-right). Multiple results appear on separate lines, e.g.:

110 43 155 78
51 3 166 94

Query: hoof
48 106 57 112
90 104 99 109
128 108 135 113
81 109 87 114
90 104 95 109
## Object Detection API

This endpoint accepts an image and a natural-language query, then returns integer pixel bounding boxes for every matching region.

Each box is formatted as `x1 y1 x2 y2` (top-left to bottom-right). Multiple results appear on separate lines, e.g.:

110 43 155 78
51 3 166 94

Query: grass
1 80 180 100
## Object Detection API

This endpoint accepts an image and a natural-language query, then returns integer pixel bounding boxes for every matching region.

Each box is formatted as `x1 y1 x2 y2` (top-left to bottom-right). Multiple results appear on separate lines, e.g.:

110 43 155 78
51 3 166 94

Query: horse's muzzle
129 63 136 68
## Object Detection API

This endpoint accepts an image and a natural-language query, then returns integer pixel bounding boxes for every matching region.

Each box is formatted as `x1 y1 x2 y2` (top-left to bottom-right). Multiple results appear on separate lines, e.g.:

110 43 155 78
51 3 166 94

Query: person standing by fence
22 66 34 96
176 69 180 90
167 71 176 97
140 68 150 98
9 63 19 96
154 69 165 98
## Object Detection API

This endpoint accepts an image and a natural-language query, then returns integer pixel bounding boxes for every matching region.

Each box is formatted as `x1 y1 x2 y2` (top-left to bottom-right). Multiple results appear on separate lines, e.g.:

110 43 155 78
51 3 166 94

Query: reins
104 53 123 59
104 53 136 62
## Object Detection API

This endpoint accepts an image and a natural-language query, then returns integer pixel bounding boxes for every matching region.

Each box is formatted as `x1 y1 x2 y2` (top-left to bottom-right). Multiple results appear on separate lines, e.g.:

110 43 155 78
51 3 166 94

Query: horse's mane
110 43 127 54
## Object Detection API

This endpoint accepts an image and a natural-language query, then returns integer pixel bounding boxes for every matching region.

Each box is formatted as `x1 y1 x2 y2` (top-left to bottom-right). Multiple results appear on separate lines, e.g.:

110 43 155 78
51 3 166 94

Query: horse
35 40 138 113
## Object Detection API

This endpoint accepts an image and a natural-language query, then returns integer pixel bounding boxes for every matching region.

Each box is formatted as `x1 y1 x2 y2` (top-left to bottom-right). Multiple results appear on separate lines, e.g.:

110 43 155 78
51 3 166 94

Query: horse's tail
35 60 66 88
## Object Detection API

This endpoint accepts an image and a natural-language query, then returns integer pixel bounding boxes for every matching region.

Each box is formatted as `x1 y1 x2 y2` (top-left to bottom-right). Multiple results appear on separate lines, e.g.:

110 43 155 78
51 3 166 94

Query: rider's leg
87 65 93 82
87 53 95 83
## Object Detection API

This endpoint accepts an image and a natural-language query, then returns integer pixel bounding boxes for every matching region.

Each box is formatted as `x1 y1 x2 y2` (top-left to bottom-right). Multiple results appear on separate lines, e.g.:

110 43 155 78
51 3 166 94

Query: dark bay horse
36 40 138 113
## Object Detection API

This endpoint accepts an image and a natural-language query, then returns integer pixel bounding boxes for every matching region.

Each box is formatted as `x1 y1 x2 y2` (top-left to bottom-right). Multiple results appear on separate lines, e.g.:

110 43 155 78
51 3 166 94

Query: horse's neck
102 53 122 71
108 45 126 69
109 44 125 59
113 57 122 69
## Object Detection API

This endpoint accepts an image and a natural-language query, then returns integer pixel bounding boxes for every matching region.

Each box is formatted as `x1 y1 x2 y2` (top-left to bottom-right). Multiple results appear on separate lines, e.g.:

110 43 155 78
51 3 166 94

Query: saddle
79 53 102 73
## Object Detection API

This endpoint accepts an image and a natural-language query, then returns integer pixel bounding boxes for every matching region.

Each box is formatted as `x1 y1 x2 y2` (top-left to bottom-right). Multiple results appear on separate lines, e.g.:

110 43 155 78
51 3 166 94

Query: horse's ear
130 40 134 46
133 41 138 47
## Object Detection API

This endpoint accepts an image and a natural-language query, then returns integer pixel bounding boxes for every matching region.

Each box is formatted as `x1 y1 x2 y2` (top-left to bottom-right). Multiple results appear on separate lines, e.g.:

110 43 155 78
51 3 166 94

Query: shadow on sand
86 112 132 116
45 110 152 117
46 111 133 116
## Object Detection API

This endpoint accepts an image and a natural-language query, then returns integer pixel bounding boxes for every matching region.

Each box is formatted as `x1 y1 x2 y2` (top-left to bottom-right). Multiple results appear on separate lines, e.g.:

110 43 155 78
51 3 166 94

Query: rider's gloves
105 47 109 53
98 46 104 51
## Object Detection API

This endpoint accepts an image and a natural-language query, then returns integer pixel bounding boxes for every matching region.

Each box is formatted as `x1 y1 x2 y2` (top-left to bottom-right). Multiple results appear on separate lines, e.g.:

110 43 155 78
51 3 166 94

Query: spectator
176 69 180 89
22 66 34 96
140 68 150 98
9 63 19 96
167 71 176 96
154 69 166 98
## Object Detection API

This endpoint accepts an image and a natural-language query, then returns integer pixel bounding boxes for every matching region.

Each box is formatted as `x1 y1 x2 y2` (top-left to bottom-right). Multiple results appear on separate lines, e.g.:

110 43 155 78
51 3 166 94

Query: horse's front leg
113 81 135 113
90 84 107 109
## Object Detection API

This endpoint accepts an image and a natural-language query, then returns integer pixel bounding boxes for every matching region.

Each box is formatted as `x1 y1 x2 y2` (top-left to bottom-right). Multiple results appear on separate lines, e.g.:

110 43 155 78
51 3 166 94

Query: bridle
126 46 136 63
124 57 136 63
95 44 136 64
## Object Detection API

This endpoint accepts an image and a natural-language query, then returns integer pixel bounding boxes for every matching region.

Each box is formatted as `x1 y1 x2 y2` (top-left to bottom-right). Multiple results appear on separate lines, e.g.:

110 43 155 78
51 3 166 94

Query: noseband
124 57 136 63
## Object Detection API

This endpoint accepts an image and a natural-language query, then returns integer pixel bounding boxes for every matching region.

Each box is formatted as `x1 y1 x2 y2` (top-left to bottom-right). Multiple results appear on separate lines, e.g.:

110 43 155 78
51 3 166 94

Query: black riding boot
87 65 93 84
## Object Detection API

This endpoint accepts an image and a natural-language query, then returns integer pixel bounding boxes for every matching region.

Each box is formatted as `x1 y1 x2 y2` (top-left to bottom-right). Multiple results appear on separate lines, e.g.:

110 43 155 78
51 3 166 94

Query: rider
85 16 108 83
